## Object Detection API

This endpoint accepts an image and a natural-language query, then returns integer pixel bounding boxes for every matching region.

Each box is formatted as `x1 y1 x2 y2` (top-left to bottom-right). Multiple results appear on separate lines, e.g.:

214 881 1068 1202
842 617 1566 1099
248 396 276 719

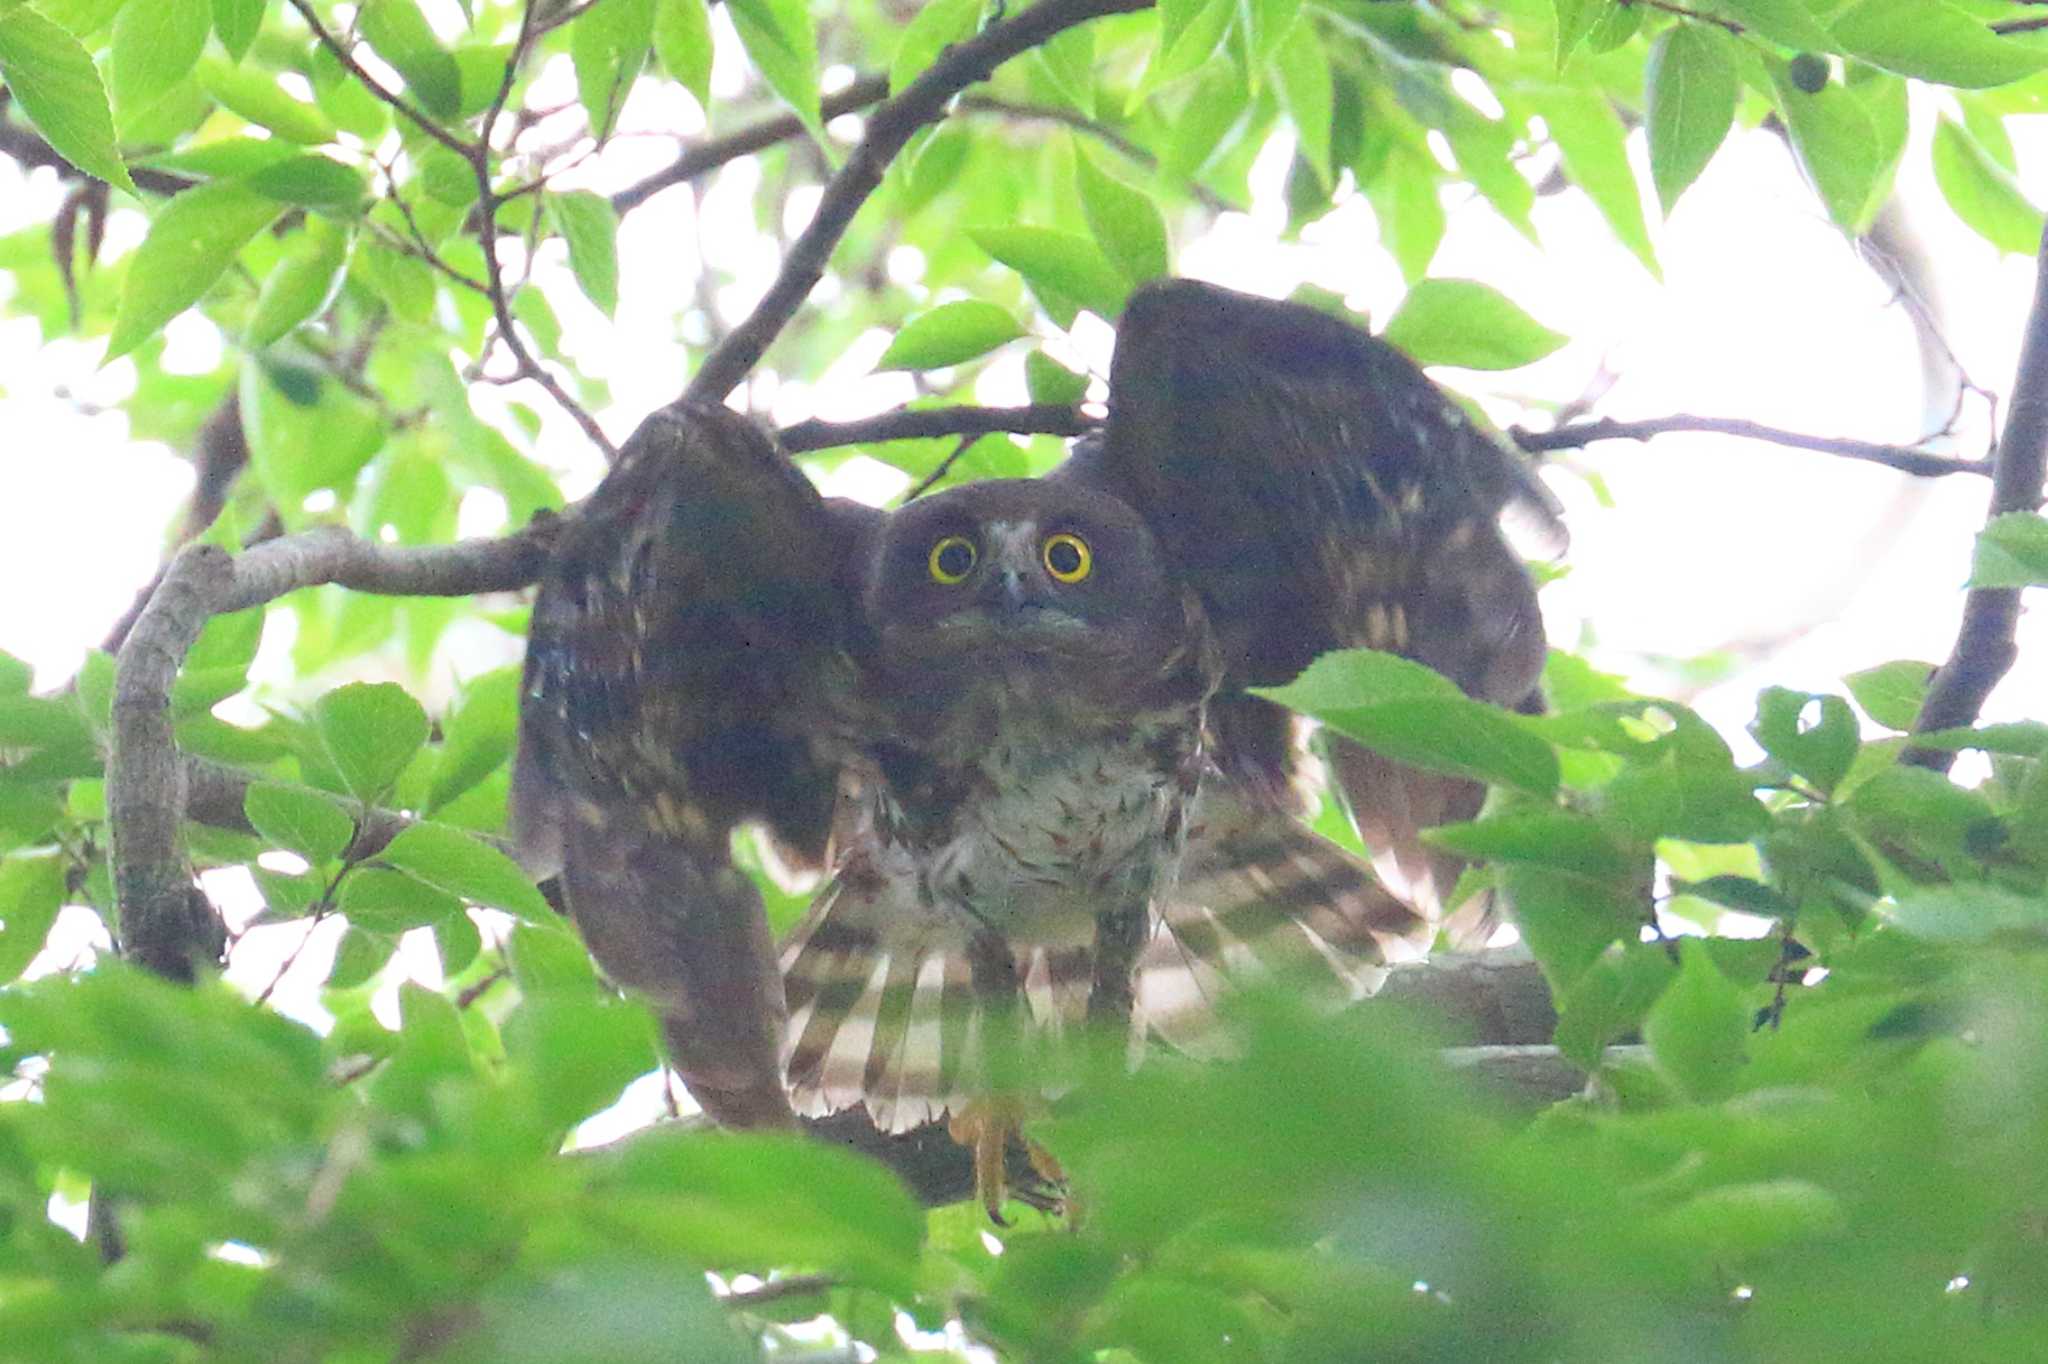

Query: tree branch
0 117 192 196
1512 414 1989 480
681 0 1152 406
1907 226 2048 767
107 523 556 978
611 74 893 215
281 0 477 160
779 402 1092 454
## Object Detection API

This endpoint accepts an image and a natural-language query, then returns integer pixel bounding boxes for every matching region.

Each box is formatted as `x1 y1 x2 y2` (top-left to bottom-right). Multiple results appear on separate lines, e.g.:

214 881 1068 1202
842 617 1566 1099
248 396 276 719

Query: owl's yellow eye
1042 533 1092 583
928 535 977 584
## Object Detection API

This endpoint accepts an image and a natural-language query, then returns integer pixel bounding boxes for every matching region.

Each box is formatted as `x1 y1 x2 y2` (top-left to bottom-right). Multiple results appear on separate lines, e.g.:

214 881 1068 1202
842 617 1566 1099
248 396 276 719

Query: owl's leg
947 930 1068 1223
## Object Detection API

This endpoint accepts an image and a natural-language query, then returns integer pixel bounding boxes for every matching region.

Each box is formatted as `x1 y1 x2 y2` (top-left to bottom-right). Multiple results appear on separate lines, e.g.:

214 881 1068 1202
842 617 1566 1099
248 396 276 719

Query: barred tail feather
1138 782 1430 1052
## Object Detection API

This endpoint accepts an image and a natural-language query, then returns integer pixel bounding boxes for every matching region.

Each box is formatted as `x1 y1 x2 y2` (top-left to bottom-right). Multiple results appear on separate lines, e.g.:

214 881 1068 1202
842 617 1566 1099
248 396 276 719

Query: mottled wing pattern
513 403 865 1128
1137 778 1431 1055
1067 278 1561 937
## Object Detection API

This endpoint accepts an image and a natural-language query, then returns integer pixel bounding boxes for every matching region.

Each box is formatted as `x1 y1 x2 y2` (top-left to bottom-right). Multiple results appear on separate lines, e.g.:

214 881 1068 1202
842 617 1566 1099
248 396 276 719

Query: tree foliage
3 0 2048 1359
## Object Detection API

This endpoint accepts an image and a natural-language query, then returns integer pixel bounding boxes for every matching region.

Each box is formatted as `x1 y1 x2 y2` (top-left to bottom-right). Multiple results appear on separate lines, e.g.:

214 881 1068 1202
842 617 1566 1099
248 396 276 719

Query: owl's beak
981 565 1038 614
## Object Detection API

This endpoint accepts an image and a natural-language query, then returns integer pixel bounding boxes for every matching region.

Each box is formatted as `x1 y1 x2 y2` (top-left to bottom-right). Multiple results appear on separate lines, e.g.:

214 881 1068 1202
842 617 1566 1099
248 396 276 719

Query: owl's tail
779 902 1104 1134
778 782 1430 1134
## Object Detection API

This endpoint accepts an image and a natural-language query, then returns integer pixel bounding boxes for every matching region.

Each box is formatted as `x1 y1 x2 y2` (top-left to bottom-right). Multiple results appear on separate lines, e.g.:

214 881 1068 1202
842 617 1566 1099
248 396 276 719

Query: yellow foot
948 1096 1065 1225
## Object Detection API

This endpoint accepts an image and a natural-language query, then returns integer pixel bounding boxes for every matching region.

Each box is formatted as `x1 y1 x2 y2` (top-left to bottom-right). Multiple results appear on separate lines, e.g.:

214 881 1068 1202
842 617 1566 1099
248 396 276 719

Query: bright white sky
0 57 2043 1124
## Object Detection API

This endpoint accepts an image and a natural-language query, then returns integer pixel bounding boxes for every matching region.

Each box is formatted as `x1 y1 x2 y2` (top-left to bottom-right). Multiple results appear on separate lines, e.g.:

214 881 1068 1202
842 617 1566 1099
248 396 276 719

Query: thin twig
1512 414 1989 480
611 74 894 215
469 2 617 460
779 402 1091 454
0 117 193 195
282 0 476 159
1617 0 1744 31
681 0 1152 406
1991 16 2048 34
1906 226 2048 768
904 435 978 501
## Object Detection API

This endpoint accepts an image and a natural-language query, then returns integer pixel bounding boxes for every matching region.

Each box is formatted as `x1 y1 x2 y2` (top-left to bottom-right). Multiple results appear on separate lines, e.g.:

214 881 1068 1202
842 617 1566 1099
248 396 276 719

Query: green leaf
1382 278 1567 370
726 0 823 144
1832 0 2048 89
1718 0 1835 51
107 0 209 121
244 782 356 864
550 190 620 316
1503 862 1645 989
509 921 599 993
0 6 135 193
106 183 286 361
504 991 656 1130
1529 88 1657 275
1075 147 1170 284
247 216 352 347
876 299 1026 371
1879 883 2048 944
359 0 463 120
596 1128 926 1294
1363 141 1445 283
1554 943 1675 1068
1551 0 1606 66
337 866 463 933
211 0 264 61
315 682 429 801
0 853 65 983
1645 25 1737 213
1033 23 1095 117
653 0 713 106
1768 58 1895 233
379 821 552 920
570 0 654 139
890 0 979 94
1255 650 1560 795
195 55 338 145
1932 115 2045 256
427 667 521 814
1139 0 1233 98
1427 809 1634 879
1642 939 1749 1101
1270 16 1333 185
246 154 368 212
1025 350 1089 406
1969 511 2048 588
971 225 1131 322
1598 764 1770 844
1750 688 1860 795
1845 659 1934 731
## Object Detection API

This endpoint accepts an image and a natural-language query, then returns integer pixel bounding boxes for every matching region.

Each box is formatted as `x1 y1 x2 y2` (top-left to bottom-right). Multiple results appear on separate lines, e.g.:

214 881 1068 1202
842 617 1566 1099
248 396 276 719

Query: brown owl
512 279 1558 1210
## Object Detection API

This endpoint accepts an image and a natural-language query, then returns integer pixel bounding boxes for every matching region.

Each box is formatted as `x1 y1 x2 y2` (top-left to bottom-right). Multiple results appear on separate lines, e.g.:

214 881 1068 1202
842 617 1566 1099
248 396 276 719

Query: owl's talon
949 1097 1063 1224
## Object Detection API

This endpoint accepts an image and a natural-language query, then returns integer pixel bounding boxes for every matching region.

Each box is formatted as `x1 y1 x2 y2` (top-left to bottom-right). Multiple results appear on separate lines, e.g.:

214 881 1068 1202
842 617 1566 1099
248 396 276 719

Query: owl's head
862 478 1192 681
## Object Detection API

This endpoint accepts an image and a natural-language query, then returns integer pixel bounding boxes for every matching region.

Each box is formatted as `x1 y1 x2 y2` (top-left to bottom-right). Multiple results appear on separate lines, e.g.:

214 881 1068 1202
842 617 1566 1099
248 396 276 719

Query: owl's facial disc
957 520 1086 631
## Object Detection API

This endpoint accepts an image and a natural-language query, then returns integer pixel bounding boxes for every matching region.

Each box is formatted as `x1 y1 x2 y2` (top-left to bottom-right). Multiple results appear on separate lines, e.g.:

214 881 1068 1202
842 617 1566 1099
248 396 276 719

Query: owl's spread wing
513 403 871 1128
1063 278 1560 933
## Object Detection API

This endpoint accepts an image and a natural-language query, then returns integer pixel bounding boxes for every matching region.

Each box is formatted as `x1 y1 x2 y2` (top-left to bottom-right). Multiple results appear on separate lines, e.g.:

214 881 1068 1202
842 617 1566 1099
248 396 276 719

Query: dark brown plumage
511 279 1559 1144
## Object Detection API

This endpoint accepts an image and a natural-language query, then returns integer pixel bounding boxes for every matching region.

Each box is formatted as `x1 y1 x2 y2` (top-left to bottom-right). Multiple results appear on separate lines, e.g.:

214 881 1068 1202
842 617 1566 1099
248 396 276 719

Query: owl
512 280 1558 1209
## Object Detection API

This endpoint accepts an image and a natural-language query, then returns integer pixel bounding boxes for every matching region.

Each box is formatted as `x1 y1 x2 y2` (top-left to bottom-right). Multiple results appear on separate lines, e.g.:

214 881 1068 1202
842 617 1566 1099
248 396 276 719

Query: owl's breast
904 707 1202 948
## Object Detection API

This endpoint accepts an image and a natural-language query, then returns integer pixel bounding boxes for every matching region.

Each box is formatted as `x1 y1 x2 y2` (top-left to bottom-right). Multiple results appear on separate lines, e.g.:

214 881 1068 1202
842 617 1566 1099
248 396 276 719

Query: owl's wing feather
1066 279 1559 934
513 403 866 1128
1138 778 1431 1054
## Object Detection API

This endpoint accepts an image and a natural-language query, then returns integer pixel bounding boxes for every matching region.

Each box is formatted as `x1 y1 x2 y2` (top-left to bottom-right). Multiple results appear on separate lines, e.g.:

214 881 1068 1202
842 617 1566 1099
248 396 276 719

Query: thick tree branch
1907 226 2048 767
681 0 1152 406
611 74 893 215
108 524 556 978
1512 414 1989 480
779 402 1092 454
